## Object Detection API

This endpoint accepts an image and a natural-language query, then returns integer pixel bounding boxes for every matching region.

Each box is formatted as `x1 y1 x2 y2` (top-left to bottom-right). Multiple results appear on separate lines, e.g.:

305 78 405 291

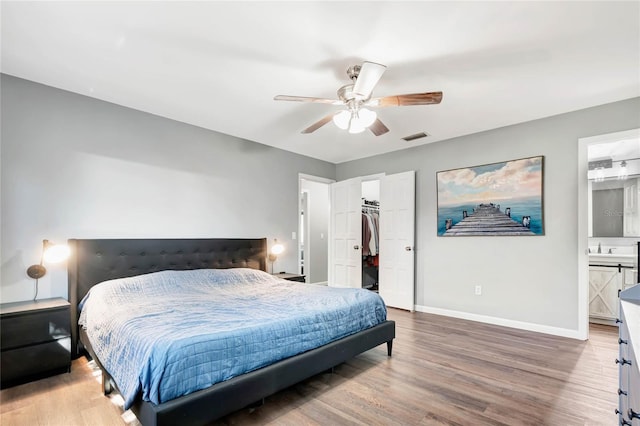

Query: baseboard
414 305 585 340
588 317 617 326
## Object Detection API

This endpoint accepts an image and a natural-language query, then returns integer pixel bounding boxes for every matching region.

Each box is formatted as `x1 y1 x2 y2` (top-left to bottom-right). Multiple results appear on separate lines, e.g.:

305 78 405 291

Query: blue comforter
78 268 387 409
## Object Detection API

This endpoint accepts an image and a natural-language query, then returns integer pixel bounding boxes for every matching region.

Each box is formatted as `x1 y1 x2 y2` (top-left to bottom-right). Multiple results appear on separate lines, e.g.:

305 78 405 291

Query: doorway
578 128 640 338
328 171 416 311
298 174 333 285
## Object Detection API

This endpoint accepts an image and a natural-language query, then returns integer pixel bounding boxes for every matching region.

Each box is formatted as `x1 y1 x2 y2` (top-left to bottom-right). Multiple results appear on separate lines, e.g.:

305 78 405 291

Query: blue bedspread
78 268 387 409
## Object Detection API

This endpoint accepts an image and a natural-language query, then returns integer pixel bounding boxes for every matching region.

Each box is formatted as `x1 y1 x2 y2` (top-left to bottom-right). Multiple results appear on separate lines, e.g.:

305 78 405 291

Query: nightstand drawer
1 337 71 384
0 298 71 387
285 275 306 282
1 309 71 349
272 273 306 282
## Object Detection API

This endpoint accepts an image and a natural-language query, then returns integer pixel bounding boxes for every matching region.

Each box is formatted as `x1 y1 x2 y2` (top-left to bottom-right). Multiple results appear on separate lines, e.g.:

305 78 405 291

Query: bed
68 238 395 426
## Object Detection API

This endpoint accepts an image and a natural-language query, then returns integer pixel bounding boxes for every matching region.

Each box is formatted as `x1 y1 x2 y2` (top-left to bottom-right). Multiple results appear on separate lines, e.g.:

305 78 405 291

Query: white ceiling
2 1 639 164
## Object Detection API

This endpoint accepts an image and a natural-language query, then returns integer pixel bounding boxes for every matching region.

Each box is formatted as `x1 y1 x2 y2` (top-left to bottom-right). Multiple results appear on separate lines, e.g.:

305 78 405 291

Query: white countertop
589 253 637 266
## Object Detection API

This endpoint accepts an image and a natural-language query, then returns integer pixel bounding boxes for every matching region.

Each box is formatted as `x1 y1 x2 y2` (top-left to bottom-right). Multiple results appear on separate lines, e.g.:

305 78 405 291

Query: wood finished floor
0 310 619 425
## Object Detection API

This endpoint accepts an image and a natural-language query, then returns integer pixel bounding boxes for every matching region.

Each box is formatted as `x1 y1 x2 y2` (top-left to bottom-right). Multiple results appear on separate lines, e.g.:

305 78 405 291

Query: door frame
298 174 334 282
578 127 640 341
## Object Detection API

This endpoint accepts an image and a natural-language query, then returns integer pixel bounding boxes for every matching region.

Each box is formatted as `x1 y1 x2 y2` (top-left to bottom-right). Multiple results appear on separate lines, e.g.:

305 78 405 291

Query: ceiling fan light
333 110 350 130
348 119 366 134
358 108 377 127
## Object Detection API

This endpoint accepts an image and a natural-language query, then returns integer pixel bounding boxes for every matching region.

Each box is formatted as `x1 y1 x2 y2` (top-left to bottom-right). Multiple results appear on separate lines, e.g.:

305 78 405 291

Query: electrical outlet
475 285 482 296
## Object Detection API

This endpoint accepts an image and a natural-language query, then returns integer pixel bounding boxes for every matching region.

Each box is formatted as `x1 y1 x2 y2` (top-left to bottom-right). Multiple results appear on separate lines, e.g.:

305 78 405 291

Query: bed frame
67 238 395 426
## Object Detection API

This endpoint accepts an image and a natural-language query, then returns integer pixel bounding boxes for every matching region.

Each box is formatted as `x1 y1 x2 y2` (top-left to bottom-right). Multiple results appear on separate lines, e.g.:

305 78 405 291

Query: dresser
0 298 71 388
618 284 640 425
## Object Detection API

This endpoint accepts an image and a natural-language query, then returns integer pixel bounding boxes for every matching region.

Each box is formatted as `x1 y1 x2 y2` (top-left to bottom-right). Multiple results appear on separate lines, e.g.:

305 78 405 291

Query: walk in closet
329 171 415 311
361 180 380 291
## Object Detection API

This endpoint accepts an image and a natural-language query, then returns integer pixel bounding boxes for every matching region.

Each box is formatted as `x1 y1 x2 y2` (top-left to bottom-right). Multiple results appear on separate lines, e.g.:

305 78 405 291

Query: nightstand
0 297 71 388
273 273 306 282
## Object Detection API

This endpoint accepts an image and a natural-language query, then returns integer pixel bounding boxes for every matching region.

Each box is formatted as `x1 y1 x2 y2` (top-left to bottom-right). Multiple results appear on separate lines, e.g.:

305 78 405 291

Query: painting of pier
443 203 535 236
437 156 544 236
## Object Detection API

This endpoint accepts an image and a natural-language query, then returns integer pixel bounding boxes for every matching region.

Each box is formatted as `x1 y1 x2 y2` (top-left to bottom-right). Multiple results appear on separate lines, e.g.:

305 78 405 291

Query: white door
379 171 416 311
329 177 362 288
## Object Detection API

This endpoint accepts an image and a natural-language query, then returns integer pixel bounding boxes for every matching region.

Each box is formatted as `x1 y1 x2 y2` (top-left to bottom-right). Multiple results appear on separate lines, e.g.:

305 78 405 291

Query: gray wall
0 74 335 303
337 97 640 333
3 72 639 336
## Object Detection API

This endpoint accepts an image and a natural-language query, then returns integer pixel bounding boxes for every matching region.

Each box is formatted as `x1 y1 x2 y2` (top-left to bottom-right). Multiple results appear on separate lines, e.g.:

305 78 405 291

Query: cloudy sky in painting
437 157 543 206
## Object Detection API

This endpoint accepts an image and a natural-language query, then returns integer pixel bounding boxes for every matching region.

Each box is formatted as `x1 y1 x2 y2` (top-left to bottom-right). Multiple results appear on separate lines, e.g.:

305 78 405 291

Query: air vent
402 132 429 142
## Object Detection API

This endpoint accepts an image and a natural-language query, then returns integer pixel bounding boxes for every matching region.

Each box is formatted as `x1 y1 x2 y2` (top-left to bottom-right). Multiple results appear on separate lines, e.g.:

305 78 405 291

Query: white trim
298 173 335 185
577 135 590 341
414 305 585 340
360 172 385 182
577 128 640 341
298 174 335 279
309 280 328 286
579 128 640 145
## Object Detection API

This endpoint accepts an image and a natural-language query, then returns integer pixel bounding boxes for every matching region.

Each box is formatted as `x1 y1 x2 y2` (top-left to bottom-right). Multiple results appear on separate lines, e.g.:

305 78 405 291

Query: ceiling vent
402 132 429 142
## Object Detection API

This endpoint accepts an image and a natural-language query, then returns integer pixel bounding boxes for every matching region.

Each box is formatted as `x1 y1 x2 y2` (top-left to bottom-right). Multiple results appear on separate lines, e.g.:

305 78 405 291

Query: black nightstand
0 297 71 388
273 273 306 283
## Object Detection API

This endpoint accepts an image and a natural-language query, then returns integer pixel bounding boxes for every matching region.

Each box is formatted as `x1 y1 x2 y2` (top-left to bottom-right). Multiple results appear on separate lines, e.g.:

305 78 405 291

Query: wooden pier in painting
443 203 535 236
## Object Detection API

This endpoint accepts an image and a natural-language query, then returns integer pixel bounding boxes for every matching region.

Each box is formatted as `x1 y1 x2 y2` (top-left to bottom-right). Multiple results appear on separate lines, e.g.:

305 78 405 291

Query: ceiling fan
274 61 443 136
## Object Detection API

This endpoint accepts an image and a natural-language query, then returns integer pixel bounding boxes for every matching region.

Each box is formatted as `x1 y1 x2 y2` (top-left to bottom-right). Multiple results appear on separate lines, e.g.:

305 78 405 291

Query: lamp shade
333 108 377 133
27 239 71 301
43 242 71 263
271 243 284 255
357 108 377 127
348 119 366 134
27 240 70 279
332 110 351 130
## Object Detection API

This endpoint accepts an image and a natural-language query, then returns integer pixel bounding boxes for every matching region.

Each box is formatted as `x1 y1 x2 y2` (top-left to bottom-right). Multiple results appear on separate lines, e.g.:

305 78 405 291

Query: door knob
353 245 360 250
405 246 412 251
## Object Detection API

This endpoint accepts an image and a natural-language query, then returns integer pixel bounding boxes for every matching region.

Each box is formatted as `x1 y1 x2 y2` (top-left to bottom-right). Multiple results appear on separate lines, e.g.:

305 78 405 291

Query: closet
328 171 415 311
361 180 380 291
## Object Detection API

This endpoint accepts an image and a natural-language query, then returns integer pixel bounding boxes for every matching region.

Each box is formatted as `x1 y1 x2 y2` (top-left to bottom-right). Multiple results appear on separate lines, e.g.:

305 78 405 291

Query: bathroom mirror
590 176 640 237
587 130 640 238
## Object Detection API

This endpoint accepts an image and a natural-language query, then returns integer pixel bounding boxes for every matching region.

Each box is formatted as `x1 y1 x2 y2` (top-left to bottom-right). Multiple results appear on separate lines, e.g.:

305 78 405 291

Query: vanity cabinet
589 265 623 320
625 268 638 290
617 284 640 425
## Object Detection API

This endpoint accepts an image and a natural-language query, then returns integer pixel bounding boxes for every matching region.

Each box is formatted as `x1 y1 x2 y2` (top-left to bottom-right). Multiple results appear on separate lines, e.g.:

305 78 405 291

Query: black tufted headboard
67 238 267 357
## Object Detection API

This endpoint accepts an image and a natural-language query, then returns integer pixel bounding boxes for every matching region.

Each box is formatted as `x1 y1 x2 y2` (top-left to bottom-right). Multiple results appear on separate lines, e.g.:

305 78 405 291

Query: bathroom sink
589 252 636 265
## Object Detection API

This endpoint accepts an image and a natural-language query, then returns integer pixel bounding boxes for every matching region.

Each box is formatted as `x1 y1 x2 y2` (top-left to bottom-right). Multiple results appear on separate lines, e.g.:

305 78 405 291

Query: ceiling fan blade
370 91 443 107
301 113 336 134
352 61 387 99
274 95 342 105
369 118 389 136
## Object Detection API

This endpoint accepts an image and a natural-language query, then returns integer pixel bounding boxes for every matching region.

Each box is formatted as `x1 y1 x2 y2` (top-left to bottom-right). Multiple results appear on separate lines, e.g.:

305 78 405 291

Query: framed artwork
437 156 544 236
